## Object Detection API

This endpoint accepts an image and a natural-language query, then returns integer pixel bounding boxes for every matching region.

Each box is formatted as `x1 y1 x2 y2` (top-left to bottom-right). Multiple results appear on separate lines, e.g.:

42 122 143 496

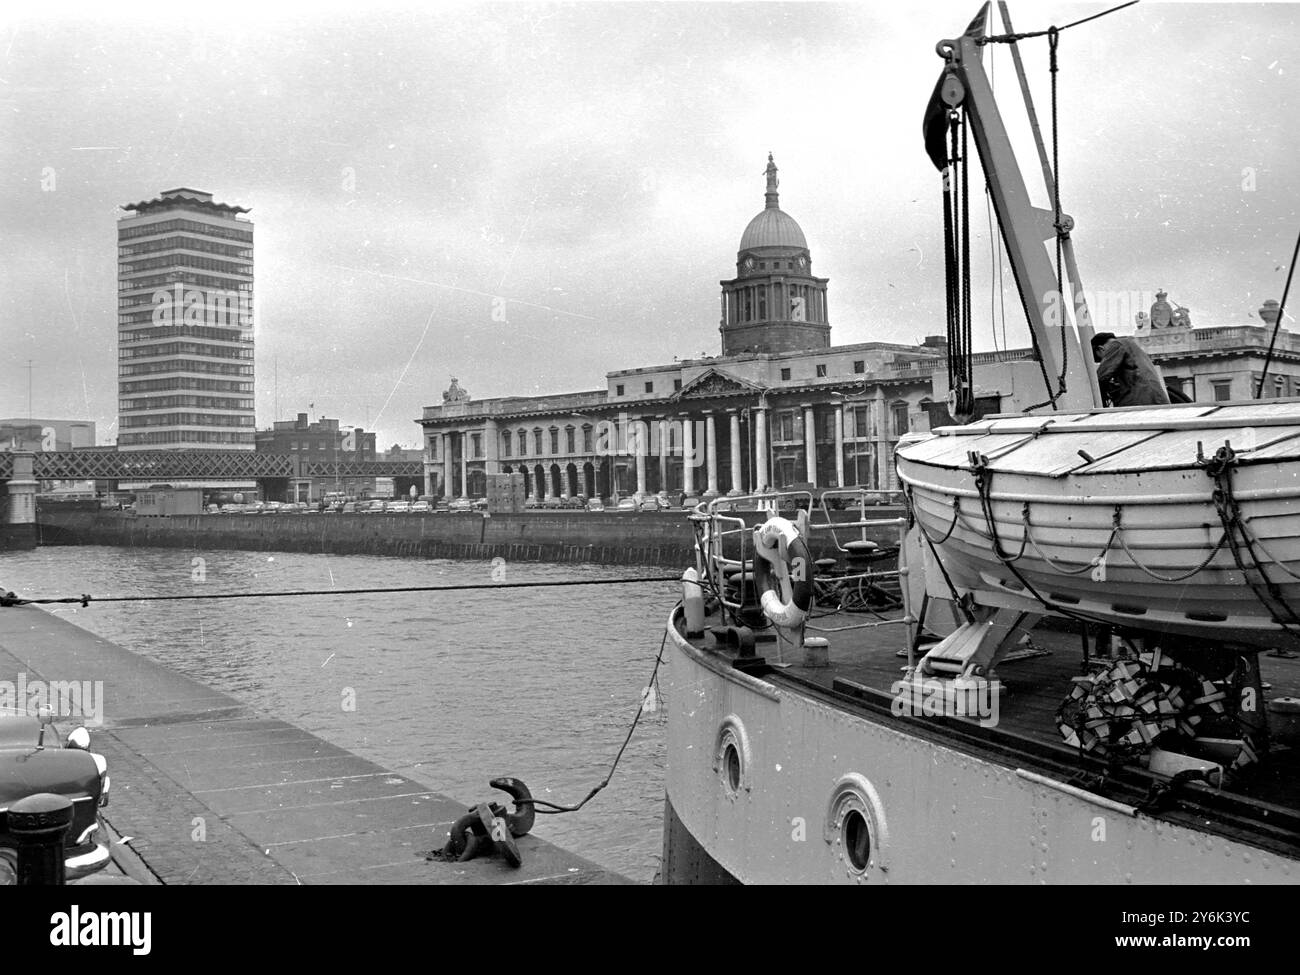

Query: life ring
753 516 814 627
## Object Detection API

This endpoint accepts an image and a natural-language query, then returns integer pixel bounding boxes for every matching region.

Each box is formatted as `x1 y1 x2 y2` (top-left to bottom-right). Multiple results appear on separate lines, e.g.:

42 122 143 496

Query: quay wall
35 508 906 567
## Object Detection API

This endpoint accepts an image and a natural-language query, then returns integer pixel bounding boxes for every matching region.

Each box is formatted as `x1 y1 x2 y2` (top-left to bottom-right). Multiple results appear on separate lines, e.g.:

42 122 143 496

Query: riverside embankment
36 506 906 565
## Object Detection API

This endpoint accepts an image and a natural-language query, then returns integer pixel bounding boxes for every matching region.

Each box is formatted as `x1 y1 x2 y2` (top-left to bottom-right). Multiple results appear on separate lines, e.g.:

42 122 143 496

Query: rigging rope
1255 225 1300 397
978 0 1140 45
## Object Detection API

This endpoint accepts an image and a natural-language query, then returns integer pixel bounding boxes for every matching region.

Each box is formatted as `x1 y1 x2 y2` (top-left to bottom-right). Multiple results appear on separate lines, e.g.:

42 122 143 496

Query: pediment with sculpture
671 368 767 402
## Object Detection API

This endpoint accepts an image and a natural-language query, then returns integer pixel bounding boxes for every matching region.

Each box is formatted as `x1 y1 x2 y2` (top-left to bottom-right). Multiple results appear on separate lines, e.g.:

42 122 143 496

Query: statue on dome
443 378 469 403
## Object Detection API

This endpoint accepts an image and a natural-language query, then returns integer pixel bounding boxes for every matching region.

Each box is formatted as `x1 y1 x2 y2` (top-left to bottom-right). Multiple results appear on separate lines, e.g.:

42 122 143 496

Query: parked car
585 498 606 513
639 498 661 512
448 497 474 513
410 501 431 513
0 709 111 881
388 501 412 514
616 497 638 512
472 498 488 511
362 501 386 514
341 502 357 513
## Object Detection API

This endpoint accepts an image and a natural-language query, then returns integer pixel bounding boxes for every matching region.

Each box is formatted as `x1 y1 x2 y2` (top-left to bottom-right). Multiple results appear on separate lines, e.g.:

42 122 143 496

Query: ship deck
701 608 1300 852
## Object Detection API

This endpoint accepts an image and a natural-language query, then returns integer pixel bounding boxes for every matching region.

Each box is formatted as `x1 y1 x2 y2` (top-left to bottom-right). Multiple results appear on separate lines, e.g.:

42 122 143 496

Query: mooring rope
0 574 683 608
522 620 670 816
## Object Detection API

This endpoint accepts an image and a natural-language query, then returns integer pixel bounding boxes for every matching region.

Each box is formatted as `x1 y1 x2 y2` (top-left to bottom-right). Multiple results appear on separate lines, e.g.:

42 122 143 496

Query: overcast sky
2 1 1296 448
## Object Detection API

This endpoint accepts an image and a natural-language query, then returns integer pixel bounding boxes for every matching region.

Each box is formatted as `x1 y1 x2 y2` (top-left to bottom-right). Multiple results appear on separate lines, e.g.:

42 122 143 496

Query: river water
0 545 676 884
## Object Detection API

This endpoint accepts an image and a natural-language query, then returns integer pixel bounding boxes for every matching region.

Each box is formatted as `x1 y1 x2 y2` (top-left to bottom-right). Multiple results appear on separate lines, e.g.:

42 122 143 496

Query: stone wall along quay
35 507 907 567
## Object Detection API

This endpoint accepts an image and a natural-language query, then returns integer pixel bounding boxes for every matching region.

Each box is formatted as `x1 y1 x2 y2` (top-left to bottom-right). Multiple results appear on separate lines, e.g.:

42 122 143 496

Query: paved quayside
0 604 629 885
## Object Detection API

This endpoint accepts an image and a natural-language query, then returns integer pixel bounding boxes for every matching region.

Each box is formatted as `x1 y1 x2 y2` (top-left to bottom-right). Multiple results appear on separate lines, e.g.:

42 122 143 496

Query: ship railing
687 489 915 643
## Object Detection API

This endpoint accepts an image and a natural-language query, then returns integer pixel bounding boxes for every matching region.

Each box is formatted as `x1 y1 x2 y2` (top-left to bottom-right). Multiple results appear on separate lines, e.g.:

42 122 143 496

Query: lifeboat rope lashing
1114 521 1230 584
1204 446 1300 641
1020 502 1113 574
903 487 974 623
906 488 962 546
972 455 1099 626
1242 531 1300 583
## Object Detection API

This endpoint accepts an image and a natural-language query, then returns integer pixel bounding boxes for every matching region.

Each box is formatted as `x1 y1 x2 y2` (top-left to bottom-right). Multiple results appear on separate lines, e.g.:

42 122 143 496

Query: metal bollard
9 793 73 885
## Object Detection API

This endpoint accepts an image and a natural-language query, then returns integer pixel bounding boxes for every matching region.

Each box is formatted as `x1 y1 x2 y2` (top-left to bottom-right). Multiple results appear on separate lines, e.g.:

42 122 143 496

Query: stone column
484 419 499 476
423 436 435 497
441 433 452 499
658 418 669 493
682 415 695 496
834 403 845 488
874 387 890 490
705 412 719 496
754 404 769 491
633 417 647 496
459 431 469 498
803 404 817 486
728 411 743 493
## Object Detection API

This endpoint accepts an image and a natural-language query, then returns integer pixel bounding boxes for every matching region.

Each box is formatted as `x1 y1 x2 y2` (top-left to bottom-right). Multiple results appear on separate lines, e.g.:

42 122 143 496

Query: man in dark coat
1091 332 1171 407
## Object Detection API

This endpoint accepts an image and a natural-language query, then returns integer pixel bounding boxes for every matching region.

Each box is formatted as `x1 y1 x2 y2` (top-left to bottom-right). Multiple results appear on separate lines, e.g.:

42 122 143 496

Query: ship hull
660 612 1299 884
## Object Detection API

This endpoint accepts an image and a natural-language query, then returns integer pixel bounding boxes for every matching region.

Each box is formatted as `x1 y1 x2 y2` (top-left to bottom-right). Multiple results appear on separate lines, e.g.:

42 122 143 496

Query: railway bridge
0 449 425 548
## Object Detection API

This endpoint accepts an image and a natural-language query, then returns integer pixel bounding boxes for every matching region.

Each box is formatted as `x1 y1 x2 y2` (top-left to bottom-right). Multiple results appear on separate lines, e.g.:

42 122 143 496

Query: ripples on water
0 546 675 883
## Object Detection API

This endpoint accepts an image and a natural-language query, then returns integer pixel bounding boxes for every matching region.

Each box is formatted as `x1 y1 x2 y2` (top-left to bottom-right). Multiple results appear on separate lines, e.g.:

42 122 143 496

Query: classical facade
418 158 942 501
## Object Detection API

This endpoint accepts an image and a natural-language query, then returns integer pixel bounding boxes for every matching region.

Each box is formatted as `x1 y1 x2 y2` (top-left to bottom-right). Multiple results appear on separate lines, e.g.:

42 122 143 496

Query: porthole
723 742 741 793
843 808 871 870
713 715 752 800
825 773 888 882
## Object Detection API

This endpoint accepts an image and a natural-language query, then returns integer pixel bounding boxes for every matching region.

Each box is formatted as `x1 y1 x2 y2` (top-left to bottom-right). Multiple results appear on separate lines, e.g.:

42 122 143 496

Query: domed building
720 155 830 355
419 155 943 504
